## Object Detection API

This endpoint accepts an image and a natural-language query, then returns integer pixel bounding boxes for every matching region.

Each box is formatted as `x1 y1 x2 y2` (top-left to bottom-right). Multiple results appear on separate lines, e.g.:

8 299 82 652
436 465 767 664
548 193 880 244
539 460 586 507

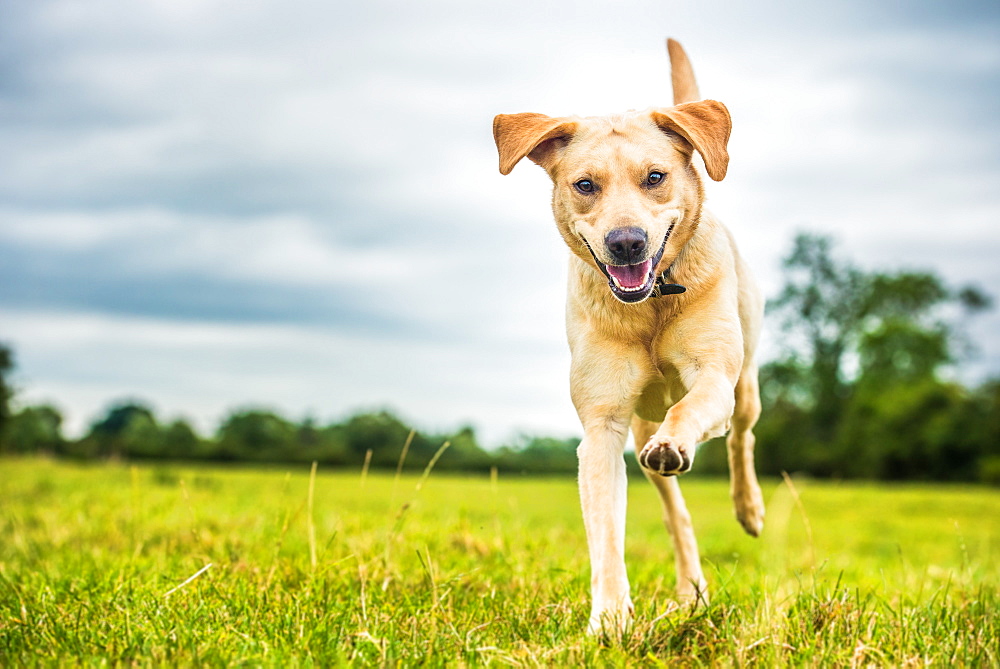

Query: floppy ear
651 100 731 181
493 113 578 175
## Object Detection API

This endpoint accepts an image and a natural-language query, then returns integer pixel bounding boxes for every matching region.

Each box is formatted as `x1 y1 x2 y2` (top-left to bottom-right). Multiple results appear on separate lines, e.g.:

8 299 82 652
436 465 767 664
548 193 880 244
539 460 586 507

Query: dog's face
494 101 731 303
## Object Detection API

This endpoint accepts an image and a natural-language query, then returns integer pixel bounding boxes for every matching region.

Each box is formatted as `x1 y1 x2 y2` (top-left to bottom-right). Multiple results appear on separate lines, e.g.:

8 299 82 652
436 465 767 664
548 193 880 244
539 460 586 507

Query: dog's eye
646 171 665 186
574 179 595 194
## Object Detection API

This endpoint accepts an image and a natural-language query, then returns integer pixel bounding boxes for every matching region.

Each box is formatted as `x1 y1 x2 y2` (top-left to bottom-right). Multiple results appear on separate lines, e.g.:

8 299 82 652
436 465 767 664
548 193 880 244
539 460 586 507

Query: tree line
1 234 998 483
0 396 584 474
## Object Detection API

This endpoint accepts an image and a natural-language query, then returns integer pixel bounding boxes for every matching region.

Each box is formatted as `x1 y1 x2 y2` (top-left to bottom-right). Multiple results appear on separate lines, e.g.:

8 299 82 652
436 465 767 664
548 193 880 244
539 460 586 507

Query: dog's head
493 101 731 303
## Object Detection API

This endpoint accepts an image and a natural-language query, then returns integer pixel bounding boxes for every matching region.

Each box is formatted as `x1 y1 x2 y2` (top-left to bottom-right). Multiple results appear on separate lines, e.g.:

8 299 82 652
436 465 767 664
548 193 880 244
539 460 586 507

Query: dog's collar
651 224 686 297
653 272 686 297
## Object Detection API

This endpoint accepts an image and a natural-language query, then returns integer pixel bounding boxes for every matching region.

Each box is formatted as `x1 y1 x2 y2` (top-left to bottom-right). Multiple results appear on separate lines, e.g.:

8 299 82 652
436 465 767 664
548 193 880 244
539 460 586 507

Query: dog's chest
633 367 686 422
628 320 691 421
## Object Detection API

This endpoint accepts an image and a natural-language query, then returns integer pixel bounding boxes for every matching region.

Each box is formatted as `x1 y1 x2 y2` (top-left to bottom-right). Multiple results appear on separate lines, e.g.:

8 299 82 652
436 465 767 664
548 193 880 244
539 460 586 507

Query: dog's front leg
577 421 631 634
570 345 647 635
639 366 737 475
639 320 743 477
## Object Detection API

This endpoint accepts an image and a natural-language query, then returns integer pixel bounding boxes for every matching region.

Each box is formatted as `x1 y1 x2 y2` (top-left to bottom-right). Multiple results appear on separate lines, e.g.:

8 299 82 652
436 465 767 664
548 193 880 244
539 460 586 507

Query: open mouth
585 232 669 304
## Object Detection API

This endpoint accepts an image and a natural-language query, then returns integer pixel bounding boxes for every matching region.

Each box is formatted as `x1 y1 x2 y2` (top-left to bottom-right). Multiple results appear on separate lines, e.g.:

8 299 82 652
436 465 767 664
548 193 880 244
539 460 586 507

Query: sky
2 0 998 446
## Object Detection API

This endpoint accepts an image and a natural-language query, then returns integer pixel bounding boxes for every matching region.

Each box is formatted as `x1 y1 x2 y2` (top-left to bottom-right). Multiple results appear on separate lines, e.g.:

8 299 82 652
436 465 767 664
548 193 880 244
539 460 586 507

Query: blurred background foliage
2 234 997 483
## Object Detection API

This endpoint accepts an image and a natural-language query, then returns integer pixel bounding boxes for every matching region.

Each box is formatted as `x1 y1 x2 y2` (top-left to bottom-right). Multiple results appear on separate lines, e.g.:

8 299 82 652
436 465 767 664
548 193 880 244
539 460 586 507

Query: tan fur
493 39 765 634
667 37 700 105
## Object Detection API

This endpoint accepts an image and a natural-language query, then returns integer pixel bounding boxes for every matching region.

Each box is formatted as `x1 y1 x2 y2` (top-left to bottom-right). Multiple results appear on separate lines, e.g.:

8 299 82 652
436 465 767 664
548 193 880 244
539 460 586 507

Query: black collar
653 272 686 297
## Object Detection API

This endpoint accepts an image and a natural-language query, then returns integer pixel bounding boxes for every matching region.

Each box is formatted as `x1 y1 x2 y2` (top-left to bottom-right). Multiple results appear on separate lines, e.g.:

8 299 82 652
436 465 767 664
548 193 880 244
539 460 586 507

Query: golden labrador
493 39 765 634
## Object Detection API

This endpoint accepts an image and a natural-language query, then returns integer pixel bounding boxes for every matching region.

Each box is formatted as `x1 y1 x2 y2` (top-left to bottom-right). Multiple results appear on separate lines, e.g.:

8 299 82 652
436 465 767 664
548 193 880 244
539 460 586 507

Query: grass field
1 457 998 666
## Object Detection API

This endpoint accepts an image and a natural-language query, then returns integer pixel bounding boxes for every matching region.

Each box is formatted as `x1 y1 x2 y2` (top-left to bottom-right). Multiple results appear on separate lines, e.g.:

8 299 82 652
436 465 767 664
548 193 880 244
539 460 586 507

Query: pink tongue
606 259 652 288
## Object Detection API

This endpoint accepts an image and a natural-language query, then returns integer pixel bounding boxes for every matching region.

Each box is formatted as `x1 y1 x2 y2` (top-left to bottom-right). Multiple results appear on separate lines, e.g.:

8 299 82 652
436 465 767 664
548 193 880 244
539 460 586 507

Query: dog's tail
667 38 700 105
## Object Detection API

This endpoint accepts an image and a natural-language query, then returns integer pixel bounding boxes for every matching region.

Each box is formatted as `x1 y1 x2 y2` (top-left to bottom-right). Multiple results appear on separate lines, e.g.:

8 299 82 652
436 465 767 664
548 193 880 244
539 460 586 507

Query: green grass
1 458 998 666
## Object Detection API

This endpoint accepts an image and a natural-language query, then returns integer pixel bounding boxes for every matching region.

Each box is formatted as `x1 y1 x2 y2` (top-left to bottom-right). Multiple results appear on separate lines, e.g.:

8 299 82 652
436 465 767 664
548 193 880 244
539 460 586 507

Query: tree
768 235 869 443
966 380 1000 484
215 409 297 461
81 401 161 459
494 434 579 474
290 416 351 465
761 233 991 479
440 425 490 471
341 410 432 468
2 405 63 455
0 344 14 445
161 419 204 459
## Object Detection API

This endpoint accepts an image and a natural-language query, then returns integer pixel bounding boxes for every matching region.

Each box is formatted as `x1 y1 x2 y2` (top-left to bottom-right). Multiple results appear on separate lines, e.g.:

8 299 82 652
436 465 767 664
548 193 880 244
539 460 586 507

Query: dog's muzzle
585 229 670 304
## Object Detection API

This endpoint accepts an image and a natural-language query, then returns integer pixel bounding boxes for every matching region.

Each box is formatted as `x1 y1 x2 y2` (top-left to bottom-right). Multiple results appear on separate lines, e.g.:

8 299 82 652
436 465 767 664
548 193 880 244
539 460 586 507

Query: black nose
604 227 647 264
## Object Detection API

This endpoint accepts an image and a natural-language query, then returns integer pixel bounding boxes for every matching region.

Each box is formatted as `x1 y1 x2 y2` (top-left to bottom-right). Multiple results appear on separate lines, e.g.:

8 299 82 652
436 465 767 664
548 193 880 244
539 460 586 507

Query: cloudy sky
2 0 998 445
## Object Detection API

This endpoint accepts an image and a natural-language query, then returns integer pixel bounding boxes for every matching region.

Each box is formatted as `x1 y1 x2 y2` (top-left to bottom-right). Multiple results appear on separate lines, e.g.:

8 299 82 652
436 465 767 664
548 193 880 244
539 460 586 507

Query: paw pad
639 437 691 476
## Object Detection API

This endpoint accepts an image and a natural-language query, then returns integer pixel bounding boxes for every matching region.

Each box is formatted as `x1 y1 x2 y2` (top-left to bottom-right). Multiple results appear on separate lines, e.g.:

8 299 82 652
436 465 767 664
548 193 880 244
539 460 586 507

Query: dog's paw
638 435 692 476
587 598 635 637
676 576 710 608
732 481 765 537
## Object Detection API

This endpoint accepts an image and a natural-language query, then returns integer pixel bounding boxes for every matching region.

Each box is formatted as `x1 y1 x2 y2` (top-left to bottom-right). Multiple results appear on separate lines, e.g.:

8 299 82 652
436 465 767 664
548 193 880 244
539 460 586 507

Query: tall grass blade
308 460 318 572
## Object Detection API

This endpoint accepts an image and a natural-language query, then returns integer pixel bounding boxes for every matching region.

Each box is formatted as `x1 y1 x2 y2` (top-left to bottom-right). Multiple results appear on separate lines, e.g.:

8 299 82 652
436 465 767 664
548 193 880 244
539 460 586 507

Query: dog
492 39 765 634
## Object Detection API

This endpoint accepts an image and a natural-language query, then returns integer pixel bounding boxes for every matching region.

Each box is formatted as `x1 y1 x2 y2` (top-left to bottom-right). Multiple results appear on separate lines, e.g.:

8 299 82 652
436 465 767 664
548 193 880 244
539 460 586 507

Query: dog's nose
604 227 647 264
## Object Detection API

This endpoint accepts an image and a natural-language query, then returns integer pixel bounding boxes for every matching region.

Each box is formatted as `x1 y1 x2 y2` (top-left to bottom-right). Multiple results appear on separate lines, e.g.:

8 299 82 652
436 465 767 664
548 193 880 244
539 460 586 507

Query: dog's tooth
610 269 655 292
